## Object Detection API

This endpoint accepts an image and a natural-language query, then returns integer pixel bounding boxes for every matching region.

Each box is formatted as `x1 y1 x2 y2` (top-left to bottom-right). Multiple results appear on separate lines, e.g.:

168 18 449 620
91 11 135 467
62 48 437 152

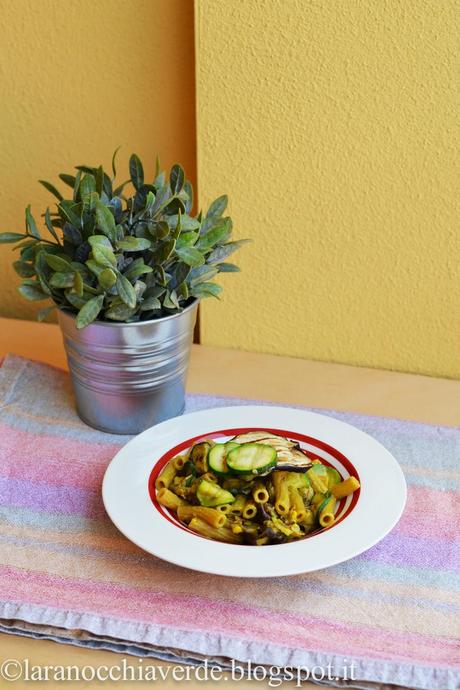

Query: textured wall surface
0 0 196 321
196 0 459 378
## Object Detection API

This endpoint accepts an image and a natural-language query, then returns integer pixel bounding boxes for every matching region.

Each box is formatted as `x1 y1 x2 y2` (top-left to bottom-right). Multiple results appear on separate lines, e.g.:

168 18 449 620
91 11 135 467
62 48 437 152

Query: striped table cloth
0 354 458 690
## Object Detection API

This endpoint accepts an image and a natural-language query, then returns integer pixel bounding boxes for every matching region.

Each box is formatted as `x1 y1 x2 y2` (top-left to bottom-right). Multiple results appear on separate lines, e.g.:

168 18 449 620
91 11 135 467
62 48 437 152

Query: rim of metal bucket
57 298 199 328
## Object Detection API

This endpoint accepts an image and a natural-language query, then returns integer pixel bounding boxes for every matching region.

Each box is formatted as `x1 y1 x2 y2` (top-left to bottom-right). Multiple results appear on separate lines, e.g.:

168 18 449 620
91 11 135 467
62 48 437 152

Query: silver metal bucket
57 299 198 435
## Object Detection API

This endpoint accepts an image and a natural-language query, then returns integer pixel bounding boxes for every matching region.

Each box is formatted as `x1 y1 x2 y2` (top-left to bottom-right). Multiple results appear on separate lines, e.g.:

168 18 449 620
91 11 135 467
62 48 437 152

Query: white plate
102 405 406 577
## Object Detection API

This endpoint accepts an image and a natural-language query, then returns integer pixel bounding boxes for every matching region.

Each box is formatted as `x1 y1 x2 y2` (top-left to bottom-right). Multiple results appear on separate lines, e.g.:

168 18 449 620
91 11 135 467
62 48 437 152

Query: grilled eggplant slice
277 448 312 472
232 431 297 448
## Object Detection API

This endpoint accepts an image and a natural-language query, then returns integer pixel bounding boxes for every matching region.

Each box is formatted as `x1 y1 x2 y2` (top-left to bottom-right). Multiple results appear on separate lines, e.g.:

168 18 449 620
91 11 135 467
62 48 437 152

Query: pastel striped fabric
0 355 458 690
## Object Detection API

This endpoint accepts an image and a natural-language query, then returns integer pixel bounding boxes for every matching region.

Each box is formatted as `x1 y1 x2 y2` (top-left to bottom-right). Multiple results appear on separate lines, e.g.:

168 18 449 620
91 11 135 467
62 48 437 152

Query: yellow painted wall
195 0 459 378
0 0 196 321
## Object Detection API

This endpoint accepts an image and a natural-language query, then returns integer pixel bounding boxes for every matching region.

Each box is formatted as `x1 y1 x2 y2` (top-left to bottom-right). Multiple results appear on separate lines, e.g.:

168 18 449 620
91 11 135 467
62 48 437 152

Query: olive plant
0 151 248 328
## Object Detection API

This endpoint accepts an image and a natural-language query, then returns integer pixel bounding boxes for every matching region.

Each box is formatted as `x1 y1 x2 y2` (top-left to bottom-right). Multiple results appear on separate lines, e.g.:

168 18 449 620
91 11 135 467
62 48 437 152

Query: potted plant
0 151 248 434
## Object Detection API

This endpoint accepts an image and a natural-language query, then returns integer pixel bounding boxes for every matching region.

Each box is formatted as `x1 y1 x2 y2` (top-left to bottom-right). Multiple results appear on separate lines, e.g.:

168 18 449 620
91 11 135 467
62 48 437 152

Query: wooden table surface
0 316 458 690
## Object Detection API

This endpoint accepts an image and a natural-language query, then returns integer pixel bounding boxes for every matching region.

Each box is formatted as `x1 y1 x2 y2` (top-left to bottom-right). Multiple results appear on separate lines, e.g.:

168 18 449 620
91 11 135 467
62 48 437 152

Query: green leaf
103 172 113 199
124 258 154 280
116 273 137 308
88 234 113 249
13 260 36 278
59 173 76 188
206 239 251 264
62 224 82 247
92 244 117 268
38 274 52 295
111 146 121 179
73 170 82 202
95 166 104 195
37 305 57 322
25 205 40 239
80 174 96 199
134 280 147 299
14 238 38 251
189 265 218 286
85 259 104 277
18 283 48 301
95 201 117 242
74 271 84 296
167 214 200 231
75 165 95 175
65 291 88 309
176 231 199 249
20 243 39 261
0 232 27 243
140 296 161 311
177 280 189 300
169 261 191 289
44 254 71 271
163 289 180 309
116 236 152 252
218 262 240 273
85 191 100 213
171 208 182 239
170 164 185 194
176 246 205 268
44 208 61 244
34 249 49 275
49 271 76 288
75 294 105 329
152 185 173 216
105 302 136 321
59 200 82 227
148 221 169 240
153 238 176 264
207 195 228 218
197 220 231 251
183 180 193 213
145 190 155 211
98 268 117 289
39 180 63 201
129 154 144 191
191 282 222 299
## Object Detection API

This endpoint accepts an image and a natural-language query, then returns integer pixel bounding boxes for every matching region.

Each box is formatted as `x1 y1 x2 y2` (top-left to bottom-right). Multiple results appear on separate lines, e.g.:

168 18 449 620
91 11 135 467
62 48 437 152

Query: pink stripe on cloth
1 565 457 668
0 421 120 490
395 486 460 541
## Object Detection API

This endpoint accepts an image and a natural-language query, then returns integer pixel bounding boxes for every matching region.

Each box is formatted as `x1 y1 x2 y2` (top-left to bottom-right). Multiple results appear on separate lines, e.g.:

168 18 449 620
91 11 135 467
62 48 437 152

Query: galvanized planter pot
57 299 199 435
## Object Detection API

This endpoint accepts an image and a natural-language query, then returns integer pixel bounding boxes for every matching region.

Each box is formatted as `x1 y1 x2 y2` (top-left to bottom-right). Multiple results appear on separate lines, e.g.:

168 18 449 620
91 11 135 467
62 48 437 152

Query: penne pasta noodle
177 505 226 528
288 487 307 522
252 482 269 504
242 499 257 519
156 487 187 510
156 462 176 490
318 496 336 527
273 472 291 516
332 476 360 499
188 517 243 544
173 455 186 471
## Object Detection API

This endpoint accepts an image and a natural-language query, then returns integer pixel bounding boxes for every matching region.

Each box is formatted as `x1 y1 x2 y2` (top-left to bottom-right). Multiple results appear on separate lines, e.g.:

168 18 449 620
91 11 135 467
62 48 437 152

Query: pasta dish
155 431 360 545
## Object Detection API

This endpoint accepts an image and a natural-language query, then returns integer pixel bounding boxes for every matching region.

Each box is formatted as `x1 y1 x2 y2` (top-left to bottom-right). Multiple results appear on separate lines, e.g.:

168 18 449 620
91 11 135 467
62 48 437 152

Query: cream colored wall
195 0 459 378
0 0 196 321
